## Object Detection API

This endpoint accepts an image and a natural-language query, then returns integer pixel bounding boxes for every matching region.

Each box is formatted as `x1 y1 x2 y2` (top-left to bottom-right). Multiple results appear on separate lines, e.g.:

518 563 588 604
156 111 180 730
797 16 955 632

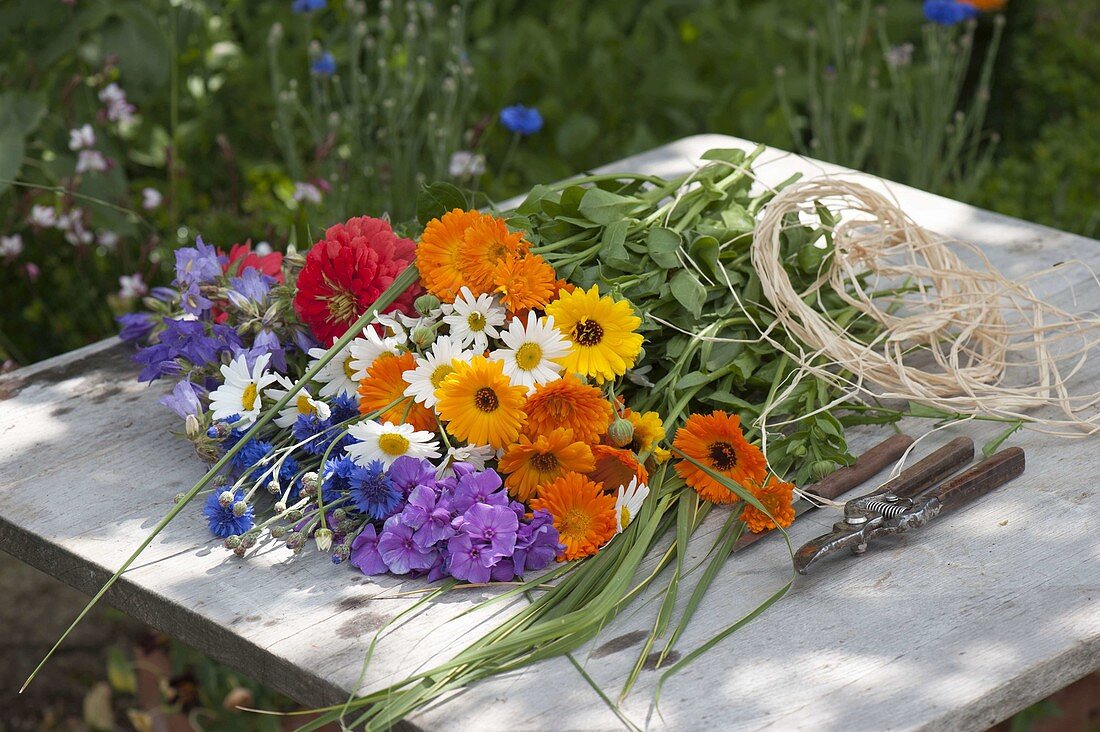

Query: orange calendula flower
358 353 437 433
961 0 1006 10
740 475 796 533
588 444 648 493
545 284 643 383
458 213 527 296
530 472 617 561
498 428 595 502
417 209 480 302
434 355 527 449
623 408 666 453
493 253 557 315
524 374 613 444
672 410 767 504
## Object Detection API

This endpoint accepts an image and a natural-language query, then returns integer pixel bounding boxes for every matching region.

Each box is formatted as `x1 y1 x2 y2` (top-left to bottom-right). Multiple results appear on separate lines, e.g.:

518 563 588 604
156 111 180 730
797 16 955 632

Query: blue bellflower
159 379 203 419
174 236 221 288
117 312 155 343
500 105 543 136
923 0 978 25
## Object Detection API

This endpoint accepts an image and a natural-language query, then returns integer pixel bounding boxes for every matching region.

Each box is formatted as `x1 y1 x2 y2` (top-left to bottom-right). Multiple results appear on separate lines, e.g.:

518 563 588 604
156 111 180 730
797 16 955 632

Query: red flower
220 241 284 283
293 216 420 344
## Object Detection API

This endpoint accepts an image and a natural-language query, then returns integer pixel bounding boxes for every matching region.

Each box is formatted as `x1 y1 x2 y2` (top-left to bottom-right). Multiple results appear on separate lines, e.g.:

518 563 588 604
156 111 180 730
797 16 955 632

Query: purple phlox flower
132 343 183 382
490 558 516 582
513 508 562 576
454 502 517 558
159 379 204 419
312 51 336 77
377 516 434 575
450 468 507 514
427 552 449 582
174 236 222 287
349 460 401 520
117 312 155 343
446 534 497 584
160 317 222 366
227 268 274 308
292 0 327 12
349 523 387 575
203 489 254 538
500 104 543 136
387 455 438 497
923 0 978 25
402 484 455 548
292 413 334 454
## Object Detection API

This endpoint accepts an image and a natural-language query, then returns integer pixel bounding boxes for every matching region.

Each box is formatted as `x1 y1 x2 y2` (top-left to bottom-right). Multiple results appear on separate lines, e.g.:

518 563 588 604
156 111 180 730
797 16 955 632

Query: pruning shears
794 436 1026 574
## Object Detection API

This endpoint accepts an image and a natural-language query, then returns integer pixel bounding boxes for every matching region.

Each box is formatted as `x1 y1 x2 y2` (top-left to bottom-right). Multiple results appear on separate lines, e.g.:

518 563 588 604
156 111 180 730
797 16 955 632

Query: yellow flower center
467 311 487 333
378 433 411 456
515 342 544 370
343 355 357 380
326 288 359 325
430 363 454 388
474 387 499 412
560 507 592 538
241 383 258 411
572 318 604 347
296 394 317 415
620 506 632 529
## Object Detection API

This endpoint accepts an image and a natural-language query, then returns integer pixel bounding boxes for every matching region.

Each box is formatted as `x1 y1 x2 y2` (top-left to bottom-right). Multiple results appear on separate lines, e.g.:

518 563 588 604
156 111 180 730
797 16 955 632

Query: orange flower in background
740 475 796 533
459 214 528 295
961 0 1006 10
358 353 437 432
498 428 595 502
531 472 616 560
672 411 767 504
493 254 557 315
434 356 527 448
417 209 480 302
623 408 666 453
588 444 647 494
554 279 576 297
524 374 613 444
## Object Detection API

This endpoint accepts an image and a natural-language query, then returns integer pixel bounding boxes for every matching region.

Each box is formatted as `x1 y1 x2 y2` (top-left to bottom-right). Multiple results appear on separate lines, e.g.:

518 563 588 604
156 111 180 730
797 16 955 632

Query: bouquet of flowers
120 201 794 587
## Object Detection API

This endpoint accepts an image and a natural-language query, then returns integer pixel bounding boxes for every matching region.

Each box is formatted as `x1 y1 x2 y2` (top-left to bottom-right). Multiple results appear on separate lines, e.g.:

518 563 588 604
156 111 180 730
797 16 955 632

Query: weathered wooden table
2 135 1098 731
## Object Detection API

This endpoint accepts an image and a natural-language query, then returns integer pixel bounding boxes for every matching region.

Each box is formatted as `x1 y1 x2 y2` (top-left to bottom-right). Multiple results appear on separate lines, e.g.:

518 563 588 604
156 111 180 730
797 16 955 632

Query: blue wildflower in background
203 489 254 538
292 0 326 12
500 105 543 136
923 0 978 25
311 52 336 77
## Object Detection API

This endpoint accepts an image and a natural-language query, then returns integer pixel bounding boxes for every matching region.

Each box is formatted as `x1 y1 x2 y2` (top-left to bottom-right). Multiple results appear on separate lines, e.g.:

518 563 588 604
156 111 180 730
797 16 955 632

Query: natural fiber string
749 178 1100 437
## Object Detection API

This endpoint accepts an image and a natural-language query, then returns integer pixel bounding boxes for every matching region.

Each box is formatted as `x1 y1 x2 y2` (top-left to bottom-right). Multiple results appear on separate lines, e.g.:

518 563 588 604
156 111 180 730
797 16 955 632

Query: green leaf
647 227 682 268
676 371 711 390
0 123 25 195
670 270 706 317
700 148 747 166
106 647 136 695
514 184 554 215
101 2 170 90
416 182 467 226
721 204 756 233
577 187 635 225
555 113 599 157
689 235 720 279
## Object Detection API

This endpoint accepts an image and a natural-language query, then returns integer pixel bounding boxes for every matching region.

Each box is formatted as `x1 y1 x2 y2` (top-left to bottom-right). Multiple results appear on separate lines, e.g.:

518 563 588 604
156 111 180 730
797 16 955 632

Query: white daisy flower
376 310 435 342
209 353 280 426
348 326 402 380
615 476 650 533
490 311 572 393
438 443 496 477
307 342 359 398
402 335 474 408
345 421 441 468
267 376 332 429
443 287 505 352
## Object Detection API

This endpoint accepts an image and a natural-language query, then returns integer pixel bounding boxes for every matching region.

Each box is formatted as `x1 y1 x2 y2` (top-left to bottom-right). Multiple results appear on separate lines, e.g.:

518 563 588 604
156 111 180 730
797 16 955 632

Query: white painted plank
1 135 1098 731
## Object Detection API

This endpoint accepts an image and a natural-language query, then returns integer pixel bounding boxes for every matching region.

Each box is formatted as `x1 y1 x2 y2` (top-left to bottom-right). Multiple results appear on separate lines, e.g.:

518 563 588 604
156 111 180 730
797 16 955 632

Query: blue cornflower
321 455 357 503
500 105 543 136
203 489 254 538
231 438 274 473
349 460 401 519
329 392 359 424
292 0 326 12
311 52 336 77
279 454 299 484
292 413 334 454
117 312 155 343
174 236 222 288
923 0 978 25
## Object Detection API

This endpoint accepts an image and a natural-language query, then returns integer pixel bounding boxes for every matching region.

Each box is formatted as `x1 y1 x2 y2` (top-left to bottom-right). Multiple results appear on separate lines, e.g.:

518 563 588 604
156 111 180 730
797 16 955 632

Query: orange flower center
474 387 499 412
572 319 604 347
560 507 592 537
708 441 739 471
530 451 559 472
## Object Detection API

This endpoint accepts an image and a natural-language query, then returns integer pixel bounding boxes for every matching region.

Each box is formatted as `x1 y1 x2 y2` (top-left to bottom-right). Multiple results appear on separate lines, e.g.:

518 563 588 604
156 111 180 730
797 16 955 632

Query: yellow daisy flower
545 284 643 383
435 356 527 449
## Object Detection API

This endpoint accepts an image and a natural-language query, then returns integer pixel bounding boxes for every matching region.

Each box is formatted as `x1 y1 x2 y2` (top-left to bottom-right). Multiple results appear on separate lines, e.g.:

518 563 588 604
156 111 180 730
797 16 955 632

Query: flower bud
285 509 304 522
286 532 304 550
267 480 281 495
302 472 319 491
223 535 242 549
411 325 436 349
232 500 248 517
414 292 440 314
240 531 258 549
222 686 253 711
185 414 201 439
233 545 247 557
274 502 287 514
314 528 334 552
219 491 235 507
607 418 635 448
333 543 351 562
811 460 836 480
270 525 288 540
332 508 347 522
